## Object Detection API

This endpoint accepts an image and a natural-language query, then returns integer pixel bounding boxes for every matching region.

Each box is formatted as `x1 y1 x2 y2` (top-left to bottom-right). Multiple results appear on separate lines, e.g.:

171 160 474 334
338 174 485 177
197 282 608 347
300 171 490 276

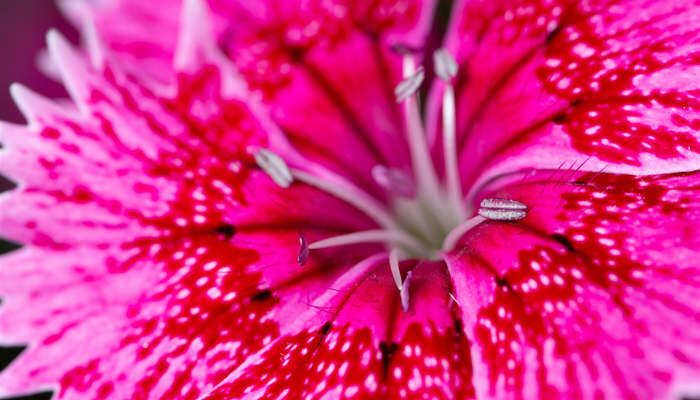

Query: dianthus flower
1 0 700 399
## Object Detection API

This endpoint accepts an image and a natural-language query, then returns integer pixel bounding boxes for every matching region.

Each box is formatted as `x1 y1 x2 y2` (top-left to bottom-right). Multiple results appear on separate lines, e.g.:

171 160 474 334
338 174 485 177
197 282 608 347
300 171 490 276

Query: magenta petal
72 0 438 194
429 0 700 196
445 169 700 399
0 22 373 399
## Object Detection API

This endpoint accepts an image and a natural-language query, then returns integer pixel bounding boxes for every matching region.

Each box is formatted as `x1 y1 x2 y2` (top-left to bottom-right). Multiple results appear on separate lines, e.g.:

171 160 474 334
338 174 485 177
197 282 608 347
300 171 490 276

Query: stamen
396 54 443 202
297 233 309 266
433 48 458 81
400 270 413 312
394 66 425 103
389 248 402 290
254 148 293 188
478 198 527 220
291 169 396 229
442 198 529 251
434 48 464 220
372 165 415 197
308 229 427 256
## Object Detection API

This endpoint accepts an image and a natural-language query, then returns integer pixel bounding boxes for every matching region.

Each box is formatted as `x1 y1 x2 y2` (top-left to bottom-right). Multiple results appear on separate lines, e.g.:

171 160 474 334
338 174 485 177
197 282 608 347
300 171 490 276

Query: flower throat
254 48 527 310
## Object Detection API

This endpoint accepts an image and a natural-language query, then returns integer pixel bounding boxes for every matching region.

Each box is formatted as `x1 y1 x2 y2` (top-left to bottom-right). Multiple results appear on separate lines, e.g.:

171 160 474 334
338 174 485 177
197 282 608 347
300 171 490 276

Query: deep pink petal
211 0 438 197
0 22 378 399
445 169 700 399
66 0 438 195
429 0 700 197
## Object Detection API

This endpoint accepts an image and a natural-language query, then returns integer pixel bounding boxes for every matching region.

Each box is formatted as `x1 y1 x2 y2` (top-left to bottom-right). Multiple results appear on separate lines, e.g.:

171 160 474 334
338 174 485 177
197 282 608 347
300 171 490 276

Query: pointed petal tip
8 82 26 99
46 28 93 110
7 83 74 127
46 29 69 53
9 83 46 125
56 0 91 24
83 18 106 69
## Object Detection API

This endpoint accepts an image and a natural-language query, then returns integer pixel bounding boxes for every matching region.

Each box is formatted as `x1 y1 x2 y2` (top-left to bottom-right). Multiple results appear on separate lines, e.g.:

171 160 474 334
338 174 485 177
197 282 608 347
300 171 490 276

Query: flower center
255 48 527 310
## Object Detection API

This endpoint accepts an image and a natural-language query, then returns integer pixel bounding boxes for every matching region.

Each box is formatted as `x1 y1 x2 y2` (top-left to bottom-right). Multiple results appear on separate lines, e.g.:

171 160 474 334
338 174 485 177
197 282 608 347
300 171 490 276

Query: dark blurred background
0 0 77 123
0 1 76 398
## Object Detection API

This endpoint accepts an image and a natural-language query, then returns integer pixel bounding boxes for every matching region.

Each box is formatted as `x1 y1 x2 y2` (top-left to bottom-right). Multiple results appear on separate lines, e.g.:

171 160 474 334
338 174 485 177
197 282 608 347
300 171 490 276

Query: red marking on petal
435 0 700 194
446 169 700 398
536 1 700 165
0 43 373 399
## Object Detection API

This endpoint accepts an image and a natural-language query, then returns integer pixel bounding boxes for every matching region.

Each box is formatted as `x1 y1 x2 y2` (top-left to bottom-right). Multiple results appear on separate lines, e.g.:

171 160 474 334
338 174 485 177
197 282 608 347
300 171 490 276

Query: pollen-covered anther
433 48 458 81
297 233 309 266
478 198 528 221
394 66 425 103
254 148 293 188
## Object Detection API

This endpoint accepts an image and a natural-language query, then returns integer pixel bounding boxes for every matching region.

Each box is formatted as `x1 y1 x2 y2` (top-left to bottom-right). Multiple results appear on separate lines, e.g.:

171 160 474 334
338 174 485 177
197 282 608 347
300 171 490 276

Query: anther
395 66 425 103
372 165 415 197
433 48 458 81
297 233 309 266
254 148 293 188
400 270 413 312
478 198 527 221
435 47 464 220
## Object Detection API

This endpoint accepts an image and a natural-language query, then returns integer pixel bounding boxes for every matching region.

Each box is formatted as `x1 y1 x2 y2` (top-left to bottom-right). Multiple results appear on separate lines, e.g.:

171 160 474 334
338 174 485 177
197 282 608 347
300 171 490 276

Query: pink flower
1 0 700 399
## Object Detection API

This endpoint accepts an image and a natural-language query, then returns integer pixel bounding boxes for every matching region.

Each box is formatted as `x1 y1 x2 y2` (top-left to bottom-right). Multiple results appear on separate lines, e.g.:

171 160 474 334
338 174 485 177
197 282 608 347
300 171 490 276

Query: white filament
442 84 464 218
389 248 402 290
398 54 443 202
434 48 464 220
291 169 396 229
309 229 427 256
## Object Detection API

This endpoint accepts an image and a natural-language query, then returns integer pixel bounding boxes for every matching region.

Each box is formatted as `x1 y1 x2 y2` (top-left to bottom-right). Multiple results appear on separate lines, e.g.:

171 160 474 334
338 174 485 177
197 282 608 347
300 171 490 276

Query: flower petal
429 0 700 197
215 0 437 196
445 168 700 399
198 260 475 399
0 19 375 399
68 0 438 195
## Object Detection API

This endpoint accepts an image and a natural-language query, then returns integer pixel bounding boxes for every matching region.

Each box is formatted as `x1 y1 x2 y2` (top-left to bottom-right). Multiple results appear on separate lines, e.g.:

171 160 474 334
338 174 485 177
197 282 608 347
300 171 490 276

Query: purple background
0 0 78 123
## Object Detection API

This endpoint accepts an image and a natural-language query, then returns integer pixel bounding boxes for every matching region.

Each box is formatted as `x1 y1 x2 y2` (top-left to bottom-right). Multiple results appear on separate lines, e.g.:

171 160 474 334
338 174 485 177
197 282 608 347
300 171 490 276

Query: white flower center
255 48 528 311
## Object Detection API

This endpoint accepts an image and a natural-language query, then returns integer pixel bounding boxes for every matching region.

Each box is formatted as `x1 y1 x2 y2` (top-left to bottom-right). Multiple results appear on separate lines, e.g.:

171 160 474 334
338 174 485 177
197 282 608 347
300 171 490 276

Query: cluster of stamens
254 48 527 312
